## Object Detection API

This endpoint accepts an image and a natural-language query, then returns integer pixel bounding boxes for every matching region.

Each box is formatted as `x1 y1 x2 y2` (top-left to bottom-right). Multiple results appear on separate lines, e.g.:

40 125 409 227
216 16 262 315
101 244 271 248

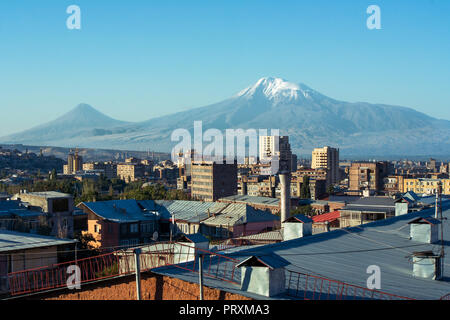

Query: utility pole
438 182 445 278
198 253 204 300
134 248 142 300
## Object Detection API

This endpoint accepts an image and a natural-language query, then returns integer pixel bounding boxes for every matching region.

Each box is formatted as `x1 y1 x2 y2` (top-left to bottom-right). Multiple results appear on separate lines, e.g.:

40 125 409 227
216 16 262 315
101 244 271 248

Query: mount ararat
2 77 449 157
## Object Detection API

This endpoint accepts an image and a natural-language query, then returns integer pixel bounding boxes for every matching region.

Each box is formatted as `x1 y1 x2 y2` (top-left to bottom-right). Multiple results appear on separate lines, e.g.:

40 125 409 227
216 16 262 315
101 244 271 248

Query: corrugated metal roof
81 200 159 222
312 211 340 223
155 200 228 222
154 203 450 300
237 230 283 242
22 191 72 199
0 200 44 218
202 203 279 227
219 195 279 207
0 230 76 253
340 206 395 213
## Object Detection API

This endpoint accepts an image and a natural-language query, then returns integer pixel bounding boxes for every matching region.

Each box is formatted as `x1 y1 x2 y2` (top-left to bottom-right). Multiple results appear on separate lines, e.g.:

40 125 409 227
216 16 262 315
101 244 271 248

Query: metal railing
7 242 240 296
7 242 416 300
285 269 414 300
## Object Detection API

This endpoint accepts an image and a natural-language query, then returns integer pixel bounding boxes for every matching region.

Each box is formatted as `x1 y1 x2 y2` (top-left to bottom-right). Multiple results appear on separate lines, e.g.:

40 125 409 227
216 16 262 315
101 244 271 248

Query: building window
130 224 138 233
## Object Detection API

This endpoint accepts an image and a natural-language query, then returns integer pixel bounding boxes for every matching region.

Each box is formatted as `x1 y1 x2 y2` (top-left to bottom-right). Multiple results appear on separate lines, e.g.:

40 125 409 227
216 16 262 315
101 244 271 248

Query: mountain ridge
1 78 450 156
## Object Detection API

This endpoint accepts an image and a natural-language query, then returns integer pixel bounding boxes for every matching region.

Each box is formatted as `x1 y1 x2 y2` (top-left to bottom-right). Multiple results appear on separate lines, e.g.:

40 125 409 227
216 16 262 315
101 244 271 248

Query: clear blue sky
0 0 449 136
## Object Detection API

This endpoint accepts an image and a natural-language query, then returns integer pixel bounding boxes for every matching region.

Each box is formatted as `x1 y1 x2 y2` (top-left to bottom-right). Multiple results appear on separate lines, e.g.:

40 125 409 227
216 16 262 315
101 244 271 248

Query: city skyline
0 0 450 136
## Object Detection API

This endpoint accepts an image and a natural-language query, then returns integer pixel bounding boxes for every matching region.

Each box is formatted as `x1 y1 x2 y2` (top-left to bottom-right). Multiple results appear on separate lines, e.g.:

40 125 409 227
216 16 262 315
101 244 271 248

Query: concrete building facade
191 161 237 202
311 146 339 185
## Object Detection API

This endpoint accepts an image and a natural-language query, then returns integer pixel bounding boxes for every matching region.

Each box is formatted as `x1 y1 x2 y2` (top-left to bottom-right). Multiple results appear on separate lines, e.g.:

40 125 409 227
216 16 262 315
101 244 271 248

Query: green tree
291 205 314 216
300 176 311 199
327 184 335 195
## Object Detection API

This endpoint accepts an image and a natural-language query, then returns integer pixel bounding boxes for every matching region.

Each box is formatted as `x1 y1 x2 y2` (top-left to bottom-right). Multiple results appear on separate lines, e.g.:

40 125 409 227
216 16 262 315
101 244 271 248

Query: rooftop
79 199 159 222
0 230 76 253
202 203 279 227
18 191 72 199
218 195 280 207
153 203 450 300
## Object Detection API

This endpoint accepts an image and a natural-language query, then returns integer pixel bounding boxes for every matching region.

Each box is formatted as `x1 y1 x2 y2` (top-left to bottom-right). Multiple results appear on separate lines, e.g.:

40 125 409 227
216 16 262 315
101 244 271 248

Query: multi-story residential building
290 175 326 200
348 162 391 193
383 175 406 194
117 162 146 183
63 150 83 175
153 160 179 183
82 161 117 179
311 146 339 185
191 161 237 201
293 168 328 184
428 158 437 172
403 178 450 195
241 175 277 198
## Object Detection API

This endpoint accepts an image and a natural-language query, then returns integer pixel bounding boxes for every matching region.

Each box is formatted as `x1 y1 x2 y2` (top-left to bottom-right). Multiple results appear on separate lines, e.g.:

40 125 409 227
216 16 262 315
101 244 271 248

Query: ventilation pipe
279 173 291 223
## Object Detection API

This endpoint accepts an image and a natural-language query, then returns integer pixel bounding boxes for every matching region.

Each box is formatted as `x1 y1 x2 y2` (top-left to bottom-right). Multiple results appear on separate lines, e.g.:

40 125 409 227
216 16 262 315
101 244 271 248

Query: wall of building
43 272 252 300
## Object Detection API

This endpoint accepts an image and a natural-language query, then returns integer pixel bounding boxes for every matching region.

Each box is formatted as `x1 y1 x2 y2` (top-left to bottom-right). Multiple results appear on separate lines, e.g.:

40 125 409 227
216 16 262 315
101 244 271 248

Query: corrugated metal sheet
0 230 76 253
219 195 279 207
81 200 159 222
202 204 279 227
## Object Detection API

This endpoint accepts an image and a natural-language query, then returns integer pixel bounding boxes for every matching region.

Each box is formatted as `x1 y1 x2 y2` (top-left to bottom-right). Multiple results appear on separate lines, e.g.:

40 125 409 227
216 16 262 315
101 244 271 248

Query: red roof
312 211 340 223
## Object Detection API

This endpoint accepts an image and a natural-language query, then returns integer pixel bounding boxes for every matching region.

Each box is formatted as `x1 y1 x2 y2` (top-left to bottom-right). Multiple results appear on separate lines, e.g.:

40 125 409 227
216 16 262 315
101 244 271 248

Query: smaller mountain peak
73 103 96 112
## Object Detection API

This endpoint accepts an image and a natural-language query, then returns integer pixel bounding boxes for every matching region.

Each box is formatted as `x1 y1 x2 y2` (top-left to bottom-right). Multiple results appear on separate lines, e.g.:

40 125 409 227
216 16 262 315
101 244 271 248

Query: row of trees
0 171 190 204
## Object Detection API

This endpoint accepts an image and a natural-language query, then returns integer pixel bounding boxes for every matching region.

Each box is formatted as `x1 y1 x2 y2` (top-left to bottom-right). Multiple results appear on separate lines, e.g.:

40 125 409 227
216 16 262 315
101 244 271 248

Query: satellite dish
152 231 159 241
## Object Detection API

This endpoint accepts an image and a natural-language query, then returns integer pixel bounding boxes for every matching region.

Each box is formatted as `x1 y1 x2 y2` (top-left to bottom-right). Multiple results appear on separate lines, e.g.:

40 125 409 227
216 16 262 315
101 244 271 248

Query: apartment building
117 163 145 183
311 146 339 185
63 150 83 175
191 161 237 201
82 161 117 179
404 178 450 195
348 162 391 192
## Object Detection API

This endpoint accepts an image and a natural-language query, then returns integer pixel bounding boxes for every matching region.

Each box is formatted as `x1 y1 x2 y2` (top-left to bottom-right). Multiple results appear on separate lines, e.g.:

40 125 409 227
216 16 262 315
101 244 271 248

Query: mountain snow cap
236 77 315 103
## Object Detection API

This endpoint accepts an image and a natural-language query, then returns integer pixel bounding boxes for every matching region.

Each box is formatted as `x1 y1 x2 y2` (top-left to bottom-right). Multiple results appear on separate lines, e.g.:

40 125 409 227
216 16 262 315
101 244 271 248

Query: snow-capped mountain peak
236 77 315 103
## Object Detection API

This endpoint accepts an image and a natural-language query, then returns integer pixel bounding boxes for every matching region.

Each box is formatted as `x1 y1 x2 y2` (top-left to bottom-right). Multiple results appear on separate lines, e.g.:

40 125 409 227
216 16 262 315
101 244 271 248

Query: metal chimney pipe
280 173 291 223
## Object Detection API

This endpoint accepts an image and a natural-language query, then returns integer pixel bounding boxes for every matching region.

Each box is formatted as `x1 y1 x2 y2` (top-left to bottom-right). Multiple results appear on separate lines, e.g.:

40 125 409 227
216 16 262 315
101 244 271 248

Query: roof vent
237 254 289 297
411 251 442 280
282 214 313 241
408 217 441 244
